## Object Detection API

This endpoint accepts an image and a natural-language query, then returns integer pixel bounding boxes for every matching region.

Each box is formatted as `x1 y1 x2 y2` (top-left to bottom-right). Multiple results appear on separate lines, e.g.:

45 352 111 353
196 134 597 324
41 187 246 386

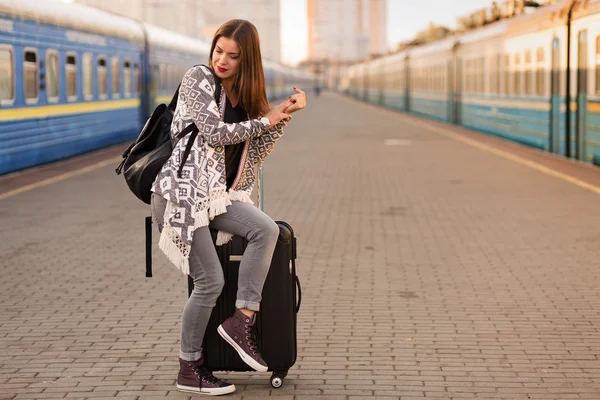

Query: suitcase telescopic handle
145 216 153 278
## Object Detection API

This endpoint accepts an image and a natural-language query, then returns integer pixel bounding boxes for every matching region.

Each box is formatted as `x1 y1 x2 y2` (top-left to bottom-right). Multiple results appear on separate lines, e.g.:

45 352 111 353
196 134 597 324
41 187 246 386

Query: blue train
347 0 600 167
0 0 314 175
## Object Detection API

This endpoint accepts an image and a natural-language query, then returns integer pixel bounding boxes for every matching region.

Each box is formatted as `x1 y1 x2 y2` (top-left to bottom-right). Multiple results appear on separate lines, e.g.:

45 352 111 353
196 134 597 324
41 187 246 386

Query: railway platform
1 92 600 400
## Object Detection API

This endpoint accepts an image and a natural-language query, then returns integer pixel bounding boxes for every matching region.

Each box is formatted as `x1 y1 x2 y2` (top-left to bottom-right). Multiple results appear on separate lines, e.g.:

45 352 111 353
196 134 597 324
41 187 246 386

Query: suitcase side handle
294 261 301 313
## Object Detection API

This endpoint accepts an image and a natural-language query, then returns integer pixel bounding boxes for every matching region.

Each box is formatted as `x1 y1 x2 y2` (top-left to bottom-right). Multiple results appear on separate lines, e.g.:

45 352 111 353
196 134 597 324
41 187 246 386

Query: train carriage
380 51 409 111
569 0 600 164
481 3 568 151
0 0 144 175
365 57 385 106
407 37 456 123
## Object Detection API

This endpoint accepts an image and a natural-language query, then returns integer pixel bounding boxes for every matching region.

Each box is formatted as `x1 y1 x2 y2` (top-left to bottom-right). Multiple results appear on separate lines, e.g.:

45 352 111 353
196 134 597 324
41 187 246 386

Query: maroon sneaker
176 357 236 396
217 309 268 372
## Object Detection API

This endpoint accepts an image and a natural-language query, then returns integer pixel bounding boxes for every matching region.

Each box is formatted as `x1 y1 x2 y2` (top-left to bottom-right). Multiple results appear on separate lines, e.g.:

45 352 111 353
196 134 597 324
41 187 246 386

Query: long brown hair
209 19 269 119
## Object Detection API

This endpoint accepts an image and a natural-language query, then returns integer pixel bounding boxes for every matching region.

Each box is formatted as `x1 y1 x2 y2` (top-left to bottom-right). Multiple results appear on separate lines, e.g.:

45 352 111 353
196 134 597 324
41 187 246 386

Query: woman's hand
265 100 293 128
284 88 306 114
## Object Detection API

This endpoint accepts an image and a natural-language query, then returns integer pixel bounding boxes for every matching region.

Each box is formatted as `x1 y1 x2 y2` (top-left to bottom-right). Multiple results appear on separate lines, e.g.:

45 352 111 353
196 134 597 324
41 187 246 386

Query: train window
479 58 485 94
468 61 473 93
596 36 600 94
98 57 107 99
112 56 120 98
441 64 445 91
494 54 502 95
429 66 433 91
83 53 93 100
24 50 38 102
524 50 533 96
463 61 468 92
151 64 159 93
134 63 140 95
66 54 77 101
536 48 545 96
503 54 510 95
489 57 496 94
160 64 166 93
0 47 14 103
168 65 175 92
46 51 59 102
514 53 521 95
124 61 131 98
426 66 430 90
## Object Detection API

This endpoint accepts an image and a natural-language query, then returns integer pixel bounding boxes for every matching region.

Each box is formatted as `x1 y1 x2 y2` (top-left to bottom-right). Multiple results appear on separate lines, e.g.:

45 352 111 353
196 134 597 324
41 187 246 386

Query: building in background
198 0 281 63
73 0 281 63
306 0 387 89
72 0 199 37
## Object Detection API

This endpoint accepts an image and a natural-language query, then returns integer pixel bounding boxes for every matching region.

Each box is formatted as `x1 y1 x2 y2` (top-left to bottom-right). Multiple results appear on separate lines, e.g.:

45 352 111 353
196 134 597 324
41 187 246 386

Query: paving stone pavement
2 92 600 400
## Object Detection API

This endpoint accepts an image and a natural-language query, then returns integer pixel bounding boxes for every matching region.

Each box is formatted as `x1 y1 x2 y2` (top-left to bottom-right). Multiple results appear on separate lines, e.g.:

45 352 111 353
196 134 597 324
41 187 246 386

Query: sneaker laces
193 365 221 386
245 324 259 355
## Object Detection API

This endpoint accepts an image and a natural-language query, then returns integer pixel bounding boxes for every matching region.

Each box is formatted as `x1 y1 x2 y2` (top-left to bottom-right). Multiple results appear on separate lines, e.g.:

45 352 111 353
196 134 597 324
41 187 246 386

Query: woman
150 19 306 396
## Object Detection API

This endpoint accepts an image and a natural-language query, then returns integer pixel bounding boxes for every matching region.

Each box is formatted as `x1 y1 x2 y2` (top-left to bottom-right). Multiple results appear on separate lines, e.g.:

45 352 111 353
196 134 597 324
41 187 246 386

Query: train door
454 57 463 125
23 48 46 127
550 38 561 153
378 69 385 106
404 56 410 112
575 30 588 161
363 66 369 102
149 63 159 110
448 59 455 124
37 50 48 107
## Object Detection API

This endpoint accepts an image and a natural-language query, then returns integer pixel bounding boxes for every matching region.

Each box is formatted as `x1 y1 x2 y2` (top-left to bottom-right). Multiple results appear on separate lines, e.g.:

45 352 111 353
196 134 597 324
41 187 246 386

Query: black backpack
116 65 221 204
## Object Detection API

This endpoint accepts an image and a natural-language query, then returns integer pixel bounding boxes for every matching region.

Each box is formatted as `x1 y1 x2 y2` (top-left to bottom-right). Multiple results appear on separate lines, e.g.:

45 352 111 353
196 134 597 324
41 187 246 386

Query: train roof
407 36 458 57
572 0 600 19
504 0 573 36
386 51 408 62
0 0 144 41
458 19 511 44
144 23 211 55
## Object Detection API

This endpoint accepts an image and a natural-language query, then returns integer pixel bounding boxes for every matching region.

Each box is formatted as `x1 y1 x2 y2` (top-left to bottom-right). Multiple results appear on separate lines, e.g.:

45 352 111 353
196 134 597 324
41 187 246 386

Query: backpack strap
177 129 199 178
176 123 197 139
168 84 181 111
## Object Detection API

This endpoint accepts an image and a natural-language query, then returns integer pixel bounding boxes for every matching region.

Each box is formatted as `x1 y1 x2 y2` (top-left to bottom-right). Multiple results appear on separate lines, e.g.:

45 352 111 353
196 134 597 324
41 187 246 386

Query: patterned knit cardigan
151 65 287 275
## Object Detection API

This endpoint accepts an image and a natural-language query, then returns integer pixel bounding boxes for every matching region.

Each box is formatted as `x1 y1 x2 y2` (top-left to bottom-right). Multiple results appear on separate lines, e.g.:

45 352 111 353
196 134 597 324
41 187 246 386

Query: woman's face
212 36 241 81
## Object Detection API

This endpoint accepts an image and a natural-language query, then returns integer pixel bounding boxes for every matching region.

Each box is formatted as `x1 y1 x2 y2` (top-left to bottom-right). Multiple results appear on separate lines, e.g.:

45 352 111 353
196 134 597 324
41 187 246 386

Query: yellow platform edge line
346 94 600 197
0 157 121 201
406 114 600 197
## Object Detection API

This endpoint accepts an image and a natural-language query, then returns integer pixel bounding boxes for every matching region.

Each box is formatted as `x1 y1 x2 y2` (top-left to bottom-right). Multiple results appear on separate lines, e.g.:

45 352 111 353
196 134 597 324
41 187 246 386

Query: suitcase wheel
270 372 286 388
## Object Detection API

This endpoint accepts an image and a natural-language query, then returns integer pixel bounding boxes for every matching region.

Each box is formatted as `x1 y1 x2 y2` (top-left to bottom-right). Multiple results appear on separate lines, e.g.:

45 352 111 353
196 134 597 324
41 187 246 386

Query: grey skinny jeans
151 193 279 361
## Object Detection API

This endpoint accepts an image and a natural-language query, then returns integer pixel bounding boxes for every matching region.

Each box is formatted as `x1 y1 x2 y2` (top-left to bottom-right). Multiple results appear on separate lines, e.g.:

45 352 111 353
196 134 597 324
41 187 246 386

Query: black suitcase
146 217 301 388
186 221 301 388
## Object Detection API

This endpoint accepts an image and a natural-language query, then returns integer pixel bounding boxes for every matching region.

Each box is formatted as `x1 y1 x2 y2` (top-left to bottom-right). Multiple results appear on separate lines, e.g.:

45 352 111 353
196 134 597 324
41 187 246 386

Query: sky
281 0 496 65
